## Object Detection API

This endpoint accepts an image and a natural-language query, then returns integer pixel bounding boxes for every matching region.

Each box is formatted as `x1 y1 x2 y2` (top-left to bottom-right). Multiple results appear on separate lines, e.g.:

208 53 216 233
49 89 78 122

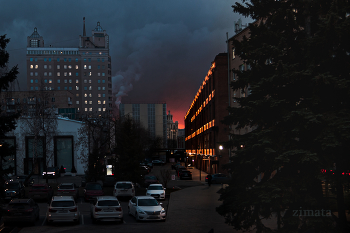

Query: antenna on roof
234 18 247 34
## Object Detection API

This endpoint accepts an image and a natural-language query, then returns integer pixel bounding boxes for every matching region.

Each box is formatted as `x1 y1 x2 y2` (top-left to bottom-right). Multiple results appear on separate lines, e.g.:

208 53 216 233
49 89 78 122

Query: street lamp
219 145 223 158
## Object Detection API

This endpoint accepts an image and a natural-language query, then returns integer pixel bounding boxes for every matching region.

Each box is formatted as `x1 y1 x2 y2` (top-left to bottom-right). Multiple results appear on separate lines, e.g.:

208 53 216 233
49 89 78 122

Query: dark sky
2 0 251 128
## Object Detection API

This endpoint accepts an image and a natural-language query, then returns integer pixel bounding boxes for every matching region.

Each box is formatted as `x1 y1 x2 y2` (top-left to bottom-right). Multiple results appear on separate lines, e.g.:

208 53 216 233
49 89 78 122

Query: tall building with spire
26 19 112 117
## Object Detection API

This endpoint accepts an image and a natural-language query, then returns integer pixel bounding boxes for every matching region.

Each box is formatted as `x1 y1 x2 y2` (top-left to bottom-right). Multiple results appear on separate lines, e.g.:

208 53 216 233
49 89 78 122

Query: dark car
3 180 26 201
179 170 192 180
176 166 187 177
2 198 40 226
143 175 159 187
15 175 34 187
28 183 54 201
205 173 230 184
84 182 104 202
103 175 116 187
42 167 60 179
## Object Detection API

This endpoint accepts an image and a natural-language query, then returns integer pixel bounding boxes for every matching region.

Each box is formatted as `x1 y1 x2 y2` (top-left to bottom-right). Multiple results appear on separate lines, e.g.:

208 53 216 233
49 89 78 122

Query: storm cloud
1 0 250 128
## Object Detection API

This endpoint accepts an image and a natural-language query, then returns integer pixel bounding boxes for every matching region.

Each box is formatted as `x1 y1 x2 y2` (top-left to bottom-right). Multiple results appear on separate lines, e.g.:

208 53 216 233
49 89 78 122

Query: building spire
83 17 86 36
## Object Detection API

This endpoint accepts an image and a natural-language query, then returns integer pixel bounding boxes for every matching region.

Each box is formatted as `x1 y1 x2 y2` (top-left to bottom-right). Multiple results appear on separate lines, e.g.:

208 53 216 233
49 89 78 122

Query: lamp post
219 145 223 158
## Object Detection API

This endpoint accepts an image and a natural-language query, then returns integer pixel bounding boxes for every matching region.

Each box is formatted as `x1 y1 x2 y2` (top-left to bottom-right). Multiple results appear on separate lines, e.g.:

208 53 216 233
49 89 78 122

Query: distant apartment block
26 19 113 117
167 111 178 147
119 103 167 148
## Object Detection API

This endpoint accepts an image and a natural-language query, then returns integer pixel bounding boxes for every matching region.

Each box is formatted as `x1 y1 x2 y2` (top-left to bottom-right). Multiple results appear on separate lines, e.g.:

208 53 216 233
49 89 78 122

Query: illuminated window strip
190 90 215 123
185 119 215 141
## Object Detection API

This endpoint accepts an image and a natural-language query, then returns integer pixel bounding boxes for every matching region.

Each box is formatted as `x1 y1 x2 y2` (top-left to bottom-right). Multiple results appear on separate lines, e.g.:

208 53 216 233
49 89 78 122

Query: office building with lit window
26 19 112 117
184 53 229 174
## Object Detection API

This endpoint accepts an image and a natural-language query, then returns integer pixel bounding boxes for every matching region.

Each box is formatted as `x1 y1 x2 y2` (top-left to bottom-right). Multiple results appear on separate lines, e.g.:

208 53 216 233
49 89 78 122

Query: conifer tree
217 1 350 232
0 35 19 185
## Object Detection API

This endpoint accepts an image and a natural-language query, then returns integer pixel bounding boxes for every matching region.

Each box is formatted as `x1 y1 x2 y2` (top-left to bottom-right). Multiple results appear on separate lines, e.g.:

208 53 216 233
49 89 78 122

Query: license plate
58 210 68 213
148 216 159 219
104 210 113 212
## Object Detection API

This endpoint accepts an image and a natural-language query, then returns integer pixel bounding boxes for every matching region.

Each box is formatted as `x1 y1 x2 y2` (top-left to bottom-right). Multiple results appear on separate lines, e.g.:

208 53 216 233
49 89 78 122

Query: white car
90 196 123 223
113 181 135 198
146 184 166 200
46 196 80 224
128 196 166 221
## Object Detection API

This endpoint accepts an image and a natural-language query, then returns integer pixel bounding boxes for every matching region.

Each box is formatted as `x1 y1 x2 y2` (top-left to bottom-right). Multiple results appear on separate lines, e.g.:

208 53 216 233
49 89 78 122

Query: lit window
85 101 88 104
102 87 105 90
85 108 87 111
69 79 72 83
89 86 92 90
84 94 87 97
64 72 67 76
64 65 67 69
57 72 60 76
76 86 79 90
49 79 52 83
98 73 100 76
57 65 60 69
103 100 106 104
69 72 72 76
89 101 92 104
44 65 47 69
30 65 34 69
88 65 91 69
89 72 92 76
75 65 79 69
44 72 47 76
98 94 101 97
84 65 87 69
68 65 72 69
76 101 79 104
89 108 92 111
89 80 92 83
35 65 38 69
84 80 87 83
103 108 106 111
98 100 101 105
98 108 101 111
232 48 235 59
76 79 79 83
89 94 92 97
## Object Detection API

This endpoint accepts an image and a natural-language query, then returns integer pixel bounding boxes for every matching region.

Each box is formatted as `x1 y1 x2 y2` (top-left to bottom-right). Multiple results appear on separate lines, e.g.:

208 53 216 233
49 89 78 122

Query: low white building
2 117 88 176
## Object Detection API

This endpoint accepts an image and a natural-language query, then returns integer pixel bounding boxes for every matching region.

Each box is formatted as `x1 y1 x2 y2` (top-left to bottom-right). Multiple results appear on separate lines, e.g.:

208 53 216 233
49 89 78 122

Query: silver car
128 196 166 221
46 196 80 224
113 181 135 198
145 184 166 200
90 196 123 223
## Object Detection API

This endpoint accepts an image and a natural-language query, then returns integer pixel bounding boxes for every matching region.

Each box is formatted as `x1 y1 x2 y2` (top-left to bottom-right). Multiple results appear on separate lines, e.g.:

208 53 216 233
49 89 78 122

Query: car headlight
161 208 166 214
137 209 146 214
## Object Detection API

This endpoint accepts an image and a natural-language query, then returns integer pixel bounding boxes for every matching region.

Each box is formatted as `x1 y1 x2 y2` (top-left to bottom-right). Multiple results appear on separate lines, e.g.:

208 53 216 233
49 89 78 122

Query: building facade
119 103 167 148
1 117 87 176
26 19 113 117
166 110 178 148
184 53 229 174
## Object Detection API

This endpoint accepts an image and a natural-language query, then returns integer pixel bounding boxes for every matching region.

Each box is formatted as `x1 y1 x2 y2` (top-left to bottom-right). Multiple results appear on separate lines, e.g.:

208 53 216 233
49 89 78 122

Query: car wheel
135 213 140 222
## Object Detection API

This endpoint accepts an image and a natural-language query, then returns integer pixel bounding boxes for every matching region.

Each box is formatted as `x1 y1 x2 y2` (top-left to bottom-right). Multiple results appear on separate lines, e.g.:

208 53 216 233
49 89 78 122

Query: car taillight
69 207 77 212
95 207 102 212
115 207 122 211
49 208 57 212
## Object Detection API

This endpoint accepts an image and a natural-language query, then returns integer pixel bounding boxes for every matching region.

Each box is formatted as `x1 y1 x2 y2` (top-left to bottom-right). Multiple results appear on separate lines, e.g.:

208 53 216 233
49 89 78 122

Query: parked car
28 183 54 201
205 173 230 184
143 175 159 187
42 167 60 179
57 183 78 200
113 181 135 199
177 166 187 177
103 175 116 187
179 170 192 180
84 182 104 202
140 165 150 175
3 180 26 200
145 184 166 200
152 160 165 166
2 198 40 226
14 175 34 186
128 196 166 221
46 196 80 224
90 196 123 223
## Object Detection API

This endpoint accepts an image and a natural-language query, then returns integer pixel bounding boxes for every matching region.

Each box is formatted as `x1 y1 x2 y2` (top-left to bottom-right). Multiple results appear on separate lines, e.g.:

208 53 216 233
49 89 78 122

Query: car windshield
86 183 102 190
51 201 75 207
148 186 163 190
138 198 159 206
5 183 19 189
116 183 132 189
145 176 156 180
98 200 119 206
8 203 30 209
59 184 74 189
